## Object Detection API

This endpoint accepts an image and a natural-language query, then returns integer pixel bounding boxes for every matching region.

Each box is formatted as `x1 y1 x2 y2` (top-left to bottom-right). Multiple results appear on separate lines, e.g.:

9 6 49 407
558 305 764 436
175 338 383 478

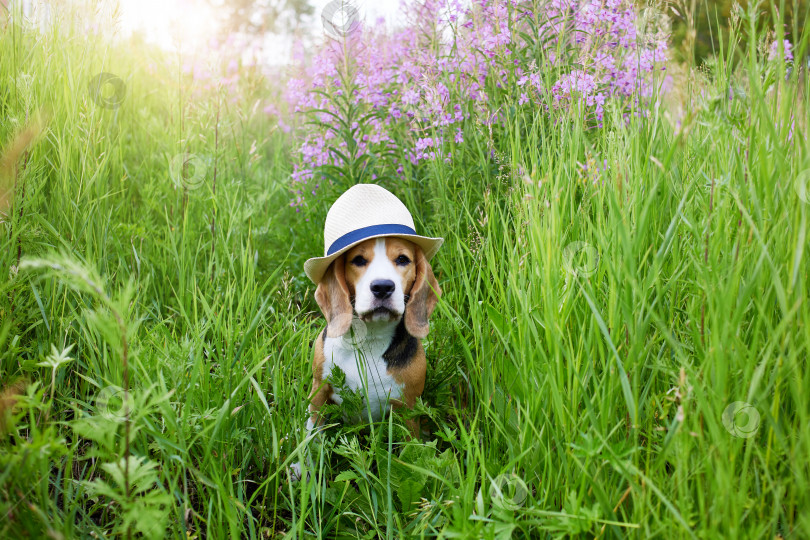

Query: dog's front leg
389 348 426 440
290 348 332 482
389 397 420 440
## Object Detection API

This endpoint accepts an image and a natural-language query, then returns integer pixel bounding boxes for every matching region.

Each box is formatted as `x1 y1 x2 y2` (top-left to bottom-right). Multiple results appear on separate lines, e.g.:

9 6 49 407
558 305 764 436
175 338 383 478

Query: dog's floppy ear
315 258 353 337
404 247 441 339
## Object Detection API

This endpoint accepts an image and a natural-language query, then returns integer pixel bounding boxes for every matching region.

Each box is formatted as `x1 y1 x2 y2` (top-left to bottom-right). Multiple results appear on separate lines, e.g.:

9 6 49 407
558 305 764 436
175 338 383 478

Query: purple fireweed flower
284 0 669 206
768 39 793 62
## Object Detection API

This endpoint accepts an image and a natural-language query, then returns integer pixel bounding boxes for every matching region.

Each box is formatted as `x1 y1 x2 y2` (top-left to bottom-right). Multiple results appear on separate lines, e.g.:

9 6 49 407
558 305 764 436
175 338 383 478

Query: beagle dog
291 237 440 479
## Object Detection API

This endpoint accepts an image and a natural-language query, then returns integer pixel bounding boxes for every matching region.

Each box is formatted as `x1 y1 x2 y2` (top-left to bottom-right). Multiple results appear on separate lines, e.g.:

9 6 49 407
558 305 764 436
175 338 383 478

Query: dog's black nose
370 279 395 299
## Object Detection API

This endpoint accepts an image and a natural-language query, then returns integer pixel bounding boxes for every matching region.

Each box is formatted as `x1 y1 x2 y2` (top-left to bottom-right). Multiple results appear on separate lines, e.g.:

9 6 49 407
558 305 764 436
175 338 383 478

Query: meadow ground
1 1 809 538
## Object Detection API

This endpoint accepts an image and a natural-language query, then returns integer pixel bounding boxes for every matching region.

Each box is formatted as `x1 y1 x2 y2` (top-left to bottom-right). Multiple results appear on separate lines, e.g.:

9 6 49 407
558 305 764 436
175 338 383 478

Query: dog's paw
288 461 313 483
289 462 302 482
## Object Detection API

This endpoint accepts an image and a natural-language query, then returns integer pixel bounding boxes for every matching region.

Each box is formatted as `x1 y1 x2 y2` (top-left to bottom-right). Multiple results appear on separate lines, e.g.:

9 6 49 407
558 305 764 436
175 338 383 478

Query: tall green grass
2 2 809 538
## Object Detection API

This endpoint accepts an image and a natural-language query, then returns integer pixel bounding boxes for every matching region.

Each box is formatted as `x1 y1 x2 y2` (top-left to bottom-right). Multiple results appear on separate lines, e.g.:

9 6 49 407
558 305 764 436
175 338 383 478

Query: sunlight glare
117 0 220 52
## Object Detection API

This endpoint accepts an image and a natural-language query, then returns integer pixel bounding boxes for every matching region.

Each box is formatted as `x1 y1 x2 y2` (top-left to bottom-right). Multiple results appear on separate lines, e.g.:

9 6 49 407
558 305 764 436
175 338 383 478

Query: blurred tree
209 0 314 35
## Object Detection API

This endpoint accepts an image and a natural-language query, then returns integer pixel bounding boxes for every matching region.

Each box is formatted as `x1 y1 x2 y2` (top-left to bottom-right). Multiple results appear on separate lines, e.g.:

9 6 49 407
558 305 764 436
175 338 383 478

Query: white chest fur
322 320 403 422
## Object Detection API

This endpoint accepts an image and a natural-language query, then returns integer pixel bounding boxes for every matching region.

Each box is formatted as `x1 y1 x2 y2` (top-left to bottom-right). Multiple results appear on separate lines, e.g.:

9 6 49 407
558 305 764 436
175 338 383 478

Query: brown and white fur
291 237 440 479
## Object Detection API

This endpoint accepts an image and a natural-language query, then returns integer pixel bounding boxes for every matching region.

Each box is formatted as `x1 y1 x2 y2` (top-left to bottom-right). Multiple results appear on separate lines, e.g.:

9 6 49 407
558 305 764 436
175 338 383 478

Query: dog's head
315 237 440 339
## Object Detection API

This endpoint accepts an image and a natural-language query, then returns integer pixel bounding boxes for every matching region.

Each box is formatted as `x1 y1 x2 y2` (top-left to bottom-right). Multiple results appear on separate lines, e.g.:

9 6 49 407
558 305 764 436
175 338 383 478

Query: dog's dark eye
351 255 367 267
395 255 411 266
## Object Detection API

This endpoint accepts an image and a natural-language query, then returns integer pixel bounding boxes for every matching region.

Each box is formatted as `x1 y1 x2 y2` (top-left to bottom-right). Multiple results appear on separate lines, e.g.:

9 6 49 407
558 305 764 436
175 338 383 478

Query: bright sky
118 0 221 50
12 0 416 65
117 0 408 53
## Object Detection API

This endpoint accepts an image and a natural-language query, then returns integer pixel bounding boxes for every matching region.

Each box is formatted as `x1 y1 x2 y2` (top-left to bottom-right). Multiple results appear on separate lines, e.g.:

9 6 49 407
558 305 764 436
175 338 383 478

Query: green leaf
335 470 359 482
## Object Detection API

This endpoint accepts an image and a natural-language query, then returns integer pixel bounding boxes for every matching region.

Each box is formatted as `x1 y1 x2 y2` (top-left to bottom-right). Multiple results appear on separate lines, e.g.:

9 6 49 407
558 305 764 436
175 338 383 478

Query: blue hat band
327 224 418 255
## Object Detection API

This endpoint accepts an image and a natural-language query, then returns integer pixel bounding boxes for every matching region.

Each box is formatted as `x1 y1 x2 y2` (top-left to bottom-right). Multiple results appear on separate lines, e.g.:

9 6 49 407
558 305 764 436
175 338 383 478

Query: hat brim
304 234 443 284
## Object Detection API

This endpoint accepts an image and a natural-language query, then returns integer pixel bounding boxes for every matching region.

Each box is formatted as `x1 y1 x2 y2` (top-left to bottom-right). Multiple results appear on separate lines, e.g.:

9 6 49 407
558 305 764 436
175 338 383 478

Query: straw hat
304 184 443 283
